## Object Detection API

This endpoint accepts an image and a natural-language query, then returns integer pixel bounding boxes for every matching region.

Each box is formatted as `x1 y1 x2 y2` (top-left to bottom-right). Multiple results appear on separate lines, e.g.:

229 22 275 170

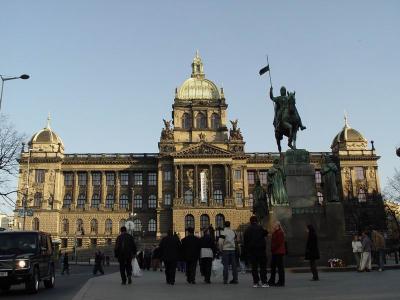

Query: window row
183 189 224 205
247 171 268 185
181 112 221 130
184 214 225 230
62 218 157 234
62 194 158 209
64 172 158 187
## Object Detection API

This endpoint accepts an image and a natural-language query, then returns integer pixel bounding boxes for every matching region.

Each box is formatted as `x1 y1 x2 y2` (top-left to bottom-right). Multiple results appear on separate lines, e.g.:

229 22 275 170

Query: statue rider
270 86 306 131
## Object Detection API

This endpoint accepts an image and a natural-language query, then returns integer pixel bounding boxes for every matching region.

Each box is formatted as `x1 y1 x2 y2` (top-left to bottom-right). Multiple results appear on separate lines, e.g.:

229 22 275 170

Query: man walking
181 227 201 284
371 230 385 271
359 231 372 272
114 226 137 285
159 229 182 285
93 250 105 275
219 221 238 284
244 216 268 288
61 252 70 275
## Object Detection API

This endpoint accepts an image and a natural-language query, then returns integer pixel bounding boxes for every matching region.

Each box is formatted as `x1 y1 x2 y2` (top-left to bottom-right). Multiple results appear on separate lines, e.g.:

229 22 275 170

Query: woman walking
305 224 320 281
200 228 216 283
352 235 363 271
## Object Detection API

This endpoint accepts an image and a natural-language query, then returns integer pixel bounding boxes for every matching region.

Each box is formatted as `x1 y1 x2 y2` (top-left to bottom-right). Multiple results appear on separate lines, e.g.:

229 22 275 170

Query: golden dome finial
344 110 350 128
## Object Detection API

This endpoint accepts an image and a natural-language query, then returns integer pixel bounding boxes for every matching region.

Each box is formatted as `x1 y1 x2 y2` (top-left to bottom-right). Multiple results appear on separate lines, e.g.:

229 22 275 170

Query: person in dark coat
159 229 182 285
244 216 269 288
181 227 201 284
144 248 152 270
200 228 216 284
269 221 286 287
61 252 70 275
305 224 320 281
93 250 105 275
114 226 137 285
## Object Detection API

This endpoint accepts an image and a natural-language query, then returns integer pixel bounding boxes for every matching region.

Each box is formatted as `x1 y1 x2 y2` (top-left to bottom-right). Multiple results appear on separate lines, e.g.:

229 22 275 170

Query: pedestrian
181 227 201 284
61 252 70 275
243 216 269 288
371 230 385 271
359 231 372 272
200 228 216 284
114 226 137 285
352 234 363 271
305 224 320 281
105 255 110 267
144 248 152 270
137 250 144 269
219 221 238 284
159 229 182 285
268 221 286 286
93 250 105 275
151 245 161 271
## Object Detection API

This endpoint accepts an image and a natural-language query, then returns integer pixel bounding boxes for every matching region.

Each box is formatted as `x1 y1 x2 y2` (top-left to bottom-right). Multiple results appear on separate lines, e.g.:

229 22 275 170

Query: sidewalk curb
72 272 118 300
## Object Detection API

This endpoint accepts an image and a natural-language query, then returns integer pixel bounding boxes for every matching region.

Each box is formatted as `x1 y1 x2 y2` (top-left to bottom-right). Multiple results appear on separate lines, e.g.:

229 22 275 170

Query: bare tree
0 115 25 208
385 169 400 202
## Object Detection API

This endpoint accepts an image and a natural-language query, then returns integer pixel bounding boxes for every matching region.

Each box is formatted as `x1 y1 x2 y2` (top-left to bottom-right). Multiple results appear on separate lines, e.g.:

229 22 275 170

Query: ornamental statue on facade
267 158 288 205
229 119 243 141
321 156 339 202
160 119 174 141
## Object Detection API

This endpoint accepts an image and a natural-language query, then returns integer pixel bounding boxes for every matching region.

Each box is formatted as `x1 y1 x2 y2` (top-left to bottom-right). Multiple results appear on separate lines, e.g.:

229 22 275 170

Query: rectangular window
164 171 172 181
235 192 243 206
106 173 115 186
76 238 83 248
259 171 268 185
148 173 157 186
248 193 254 207
78 173 87 186
35 169 45 183
247 171 255 185
355 167 364 180
61 238 68 248
134 173 143 186
315 170 322 184
64 173 73 186
234 169 242 180
120 173 129 186
90 238 97 246
164 193 172 206
92 173 101 186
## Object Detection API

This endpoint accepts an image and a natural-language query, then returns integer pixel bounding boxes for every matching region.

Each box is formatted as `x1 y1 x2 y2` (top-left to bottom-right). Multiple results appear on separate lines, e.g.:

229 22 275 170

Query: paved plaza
73 269 400 300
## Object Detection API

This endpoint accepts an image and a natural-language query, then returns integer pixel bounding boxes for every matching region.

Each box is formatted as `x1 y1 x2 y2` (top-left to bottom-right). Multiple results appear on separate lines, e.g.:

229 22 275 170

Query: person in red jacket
268 221 285 287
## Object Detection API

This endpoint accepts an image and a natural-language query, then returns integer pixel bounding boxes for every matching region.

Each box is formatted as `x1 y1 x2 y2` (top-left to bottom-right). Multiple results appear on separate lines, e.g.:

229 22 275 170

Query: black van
0 231 55 293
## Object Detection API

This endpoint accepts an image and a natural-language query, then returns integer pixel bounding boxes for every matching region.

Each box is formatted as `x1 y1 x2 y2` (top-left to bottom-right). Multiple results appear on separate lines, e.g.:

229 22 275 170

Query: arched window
358 188 367 203
34 192 42 207
213 189 223 205
211 113 220 129
119 219 126 230
185 214 195 230
106 194 114 209
77 194 86 208
90 219 98 234
148 195 157 208
120 194 129 209
317 192 324 205
105 219 112 234
62 219 69 233
63 194 72 208
148 219 156 232
200 214 210 230
76 219 84 233
91 194 100 209
134 195 142 208
133 219 142 232
182 113 191 129
32 218 39 231
215 214 225 229
196 112 207 129
184 190 193 205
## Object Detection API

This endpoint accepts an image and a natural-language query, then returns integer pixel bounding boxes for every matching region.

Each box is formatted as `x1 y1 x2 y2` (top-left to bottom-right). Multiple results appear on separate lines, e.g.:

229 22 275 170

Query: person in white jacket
352 235 363 271
219 221 238 284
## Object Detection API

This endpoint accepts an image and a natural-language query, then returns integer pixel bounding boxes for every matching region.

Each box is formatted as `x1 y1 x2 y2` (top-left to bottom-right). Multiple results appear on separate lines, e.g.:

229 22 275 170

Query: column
194 165 198 199
350 167 357 198
243 166 249 207
87 171 93 209
73 171 78 208
180 165 184 202
174 165 179 198
224 165 229 200
209 164 213 204
115 171 120 209
157 165 163 208
101 171 106 208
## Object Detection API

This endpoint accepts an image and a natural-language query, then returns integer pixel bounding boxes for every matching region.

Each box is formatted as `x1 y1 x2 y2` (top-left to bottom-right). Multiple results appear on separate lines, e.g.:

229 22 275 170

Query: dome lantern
29 114 64 153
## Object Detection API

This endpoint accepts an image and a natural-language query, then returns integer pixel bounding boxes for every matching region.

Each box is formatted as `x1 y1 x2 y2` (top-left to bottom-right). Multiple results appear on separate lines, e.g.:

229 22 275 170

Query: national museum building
15 53 385 255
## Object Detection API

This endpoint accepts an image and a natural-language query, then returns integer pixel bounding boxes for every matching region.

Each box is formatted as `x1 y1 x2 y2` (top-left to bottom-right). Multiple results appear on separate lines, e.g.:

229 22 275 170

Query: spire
344 110 350 128
191 50 205 79
46 113 52 129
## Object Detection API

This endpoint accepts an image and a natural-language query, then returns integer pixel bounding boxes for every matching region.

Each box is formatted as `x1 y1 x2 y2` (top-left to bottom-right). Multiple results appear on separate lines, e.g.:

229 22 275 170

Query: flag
259 65 270 76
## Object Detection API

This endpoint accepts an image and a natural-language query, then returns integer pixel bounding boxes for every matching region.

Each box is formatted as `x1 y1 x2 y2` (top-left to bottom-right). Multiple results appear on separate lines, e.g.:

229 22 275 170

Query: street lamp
396 148 400 158
0 74 30 112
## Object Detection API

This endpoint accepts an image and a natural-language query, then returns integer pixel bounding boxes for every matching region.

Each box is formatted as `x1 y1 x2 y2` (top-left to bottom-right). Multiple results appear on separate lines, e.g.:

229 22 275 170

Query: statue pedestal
284 149 317 207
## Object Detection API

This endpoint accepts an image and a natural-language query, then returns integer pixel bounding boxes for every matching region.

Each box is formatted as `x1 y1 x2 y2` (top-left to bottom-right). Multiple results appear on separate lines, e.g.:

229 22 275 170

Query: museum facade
15 53 384 254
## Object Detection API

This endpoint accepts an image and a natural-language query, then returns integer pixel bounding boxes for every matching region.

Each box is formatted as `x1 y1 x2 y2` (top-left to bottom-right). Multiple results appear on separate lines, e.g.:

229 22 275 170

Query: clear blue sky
1 1 399 213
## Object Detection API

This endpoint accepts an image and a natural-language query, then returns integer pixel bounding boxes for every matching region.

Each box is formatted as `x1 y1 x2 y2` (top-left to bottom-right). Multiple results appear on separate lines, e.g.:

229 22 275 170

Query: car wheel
44 265 55 289
0 284 11 292
26 267 40 294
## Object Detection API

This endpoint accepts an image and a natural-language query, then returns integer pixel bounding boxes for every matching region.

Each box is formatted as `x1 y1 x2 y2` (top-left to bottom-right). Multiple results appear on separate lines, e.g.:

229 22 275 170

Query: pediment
172 142 233 158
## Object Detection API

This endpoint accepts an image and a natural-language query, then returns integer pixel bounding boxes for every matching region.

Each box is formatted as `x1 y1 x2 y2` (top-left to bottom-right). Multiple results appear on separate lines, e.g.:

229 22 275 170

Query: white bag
132 258 143 277
212 258 223 278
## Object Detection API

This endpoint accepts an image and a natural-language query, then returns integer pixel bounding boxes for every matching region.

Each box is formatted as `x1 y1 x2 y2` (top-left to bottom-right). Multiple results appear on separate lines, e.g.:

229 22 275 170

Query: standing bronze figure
252 179 269 225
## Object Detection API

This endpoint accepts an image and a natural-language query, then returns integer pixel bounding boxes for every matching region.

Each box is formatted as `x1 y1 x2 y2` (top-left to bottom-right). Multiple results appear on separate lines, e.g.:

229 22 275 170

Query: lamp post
23 148 34 230
396 148 400 158
0 74 30 112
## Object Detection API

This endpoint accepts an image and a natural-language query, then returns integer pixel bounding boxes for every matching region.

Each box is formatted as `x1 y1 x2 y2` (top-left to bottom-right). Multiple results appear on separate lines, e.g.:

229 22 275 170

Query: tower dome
176 51 222 101
331 114 367 152
29 115 64 153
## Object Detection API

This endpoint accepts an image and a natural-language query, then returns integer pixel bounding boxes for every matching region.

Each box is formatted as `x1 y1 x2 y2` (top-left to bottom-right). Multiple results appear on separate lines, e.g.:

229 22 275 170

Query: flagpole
267 55 273 88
